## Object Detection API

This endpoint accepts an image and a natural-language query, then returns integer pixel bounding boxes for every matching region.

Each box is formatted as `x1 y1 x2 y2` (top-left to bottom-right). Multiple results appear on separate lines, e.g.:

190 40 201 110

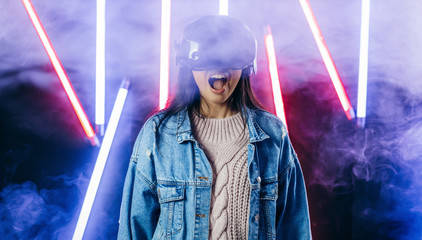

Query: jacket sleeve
276 132 312 239
117 121 160 240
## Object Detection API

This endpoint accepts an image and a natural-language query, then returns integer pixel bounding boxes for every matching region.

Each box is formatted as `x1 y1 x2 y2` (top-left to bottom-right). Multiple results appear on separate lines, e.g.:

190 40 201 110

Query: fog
1 0 421 239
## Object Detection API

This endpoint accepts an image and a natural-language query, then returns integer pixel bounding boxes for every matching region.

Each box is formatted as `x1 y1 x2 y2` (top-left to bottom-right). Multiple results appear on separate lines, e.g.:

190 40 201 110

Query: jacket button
196 214 206 218
255 214 259 222
257 176 261 183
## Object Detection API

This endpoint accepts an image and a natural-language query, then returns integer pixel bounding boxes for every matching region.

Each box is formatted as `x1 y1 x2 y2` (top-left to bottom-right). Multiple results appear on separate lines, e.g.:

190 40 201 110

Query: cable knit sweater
191 111 250 240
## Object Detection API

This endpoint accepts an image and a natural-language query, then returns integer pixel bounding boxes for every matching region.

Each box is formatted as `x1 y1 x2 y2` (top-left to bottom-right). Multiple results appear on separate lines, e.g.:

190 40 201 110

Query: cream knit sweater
191 111 250 240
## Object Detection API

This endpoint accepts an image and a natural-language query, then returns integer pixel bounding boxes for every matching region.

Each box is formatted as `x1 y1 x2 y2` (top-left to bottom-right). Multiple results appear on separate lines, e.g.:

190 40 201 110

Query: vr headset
176 15 257 75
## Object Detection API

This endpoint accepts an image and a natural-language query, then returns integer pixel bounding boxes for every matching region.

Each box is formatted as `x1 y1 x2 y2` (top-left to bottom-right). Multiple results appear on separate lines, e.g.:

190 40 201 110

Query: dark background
1 0 421 239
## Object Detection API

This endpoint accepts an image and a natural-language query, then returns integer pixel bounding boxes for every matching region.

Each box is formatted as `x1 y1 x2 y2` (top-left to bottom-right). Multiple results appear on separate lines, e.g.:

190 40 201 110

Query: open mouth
208 73 229 91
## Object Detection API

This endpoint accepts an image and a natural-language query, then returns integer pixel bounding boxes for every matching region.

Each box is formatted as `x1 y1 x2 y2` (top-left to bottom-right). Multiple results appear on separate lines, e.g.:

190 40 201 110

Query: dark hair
154 66 265 133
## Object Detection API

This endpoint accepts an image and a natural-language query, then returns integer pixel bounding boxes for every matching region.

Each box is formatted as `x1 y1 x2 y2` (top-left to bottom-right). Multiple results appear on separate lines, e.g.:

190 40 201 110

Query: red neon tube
22 0 98 145
264 26 288 128
299 0 355 120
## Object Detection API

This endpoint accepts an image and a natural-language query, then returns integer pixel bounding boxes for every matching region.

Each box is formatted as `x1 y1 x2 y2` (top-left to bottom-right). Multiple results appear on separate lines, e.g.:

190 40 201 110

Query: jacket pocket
157 185 185 238
258 181 277 239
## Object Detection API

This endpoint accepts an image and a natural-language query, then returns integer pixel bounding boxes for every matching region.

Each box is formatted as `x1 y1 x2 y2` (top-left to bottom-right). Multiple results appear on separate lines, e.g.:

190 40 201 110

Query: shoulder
136 110 181 140
131 110 175 162
137 111 163 136
249 108 288 139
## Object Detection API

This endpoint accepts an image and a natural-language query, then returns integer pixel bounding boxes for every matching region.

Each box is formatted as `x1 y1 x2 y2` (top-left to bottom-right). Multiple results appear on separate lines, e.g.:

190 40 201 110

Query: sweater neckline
191 111 246 143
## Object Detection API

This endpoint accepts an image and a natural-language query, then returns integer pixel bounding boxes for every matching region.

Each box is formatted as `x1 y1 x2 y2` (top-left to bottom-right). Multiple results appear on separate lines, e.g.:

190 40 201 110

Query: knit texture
191 111 250 240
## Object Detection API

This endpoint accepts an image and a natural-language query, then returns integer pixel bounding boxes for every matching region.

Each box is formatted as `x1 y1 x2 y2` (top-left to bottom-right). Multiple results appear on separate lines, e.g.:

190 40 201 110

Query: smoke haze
1 0 421 239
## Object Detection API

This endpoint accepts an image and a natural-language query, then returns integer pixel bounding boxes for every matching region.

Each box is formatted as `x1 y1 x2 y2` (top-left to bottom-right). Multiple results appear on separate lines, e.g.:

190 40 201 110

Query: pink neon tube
22 0 98 145
264 26 288 128
299 0 355 120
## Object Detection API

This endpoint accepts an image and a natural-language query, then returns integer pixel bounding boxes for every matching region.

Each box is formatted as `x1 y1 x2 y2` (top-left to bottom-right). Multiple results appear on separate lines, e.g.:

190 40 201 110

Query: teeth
211 74 226 79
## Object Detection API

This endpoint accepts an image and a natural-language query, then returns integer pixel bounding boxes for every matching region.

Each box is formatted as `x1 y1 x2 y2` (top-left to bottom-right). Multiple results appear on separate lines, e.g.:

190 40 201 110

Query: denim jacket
117 107 311 240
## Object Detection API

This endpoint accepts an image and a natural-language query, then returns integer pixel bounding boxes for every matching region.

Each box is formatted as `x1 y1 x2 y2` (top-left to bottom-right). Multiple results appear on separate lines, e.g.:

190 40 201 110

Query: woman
118 15 311 239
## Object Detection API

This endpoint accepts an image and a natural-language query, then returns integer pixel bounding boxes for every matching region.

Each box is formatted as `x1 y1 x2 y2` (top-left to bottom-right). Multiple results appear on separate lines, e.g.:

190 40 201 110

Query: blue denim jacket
117 107 311 239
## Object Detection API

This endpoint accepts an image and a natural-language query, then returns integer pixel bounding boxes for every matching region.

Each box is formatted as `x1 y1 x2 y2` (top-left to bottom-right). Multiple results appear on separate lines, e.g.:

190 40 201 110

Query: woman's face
192 69 242 106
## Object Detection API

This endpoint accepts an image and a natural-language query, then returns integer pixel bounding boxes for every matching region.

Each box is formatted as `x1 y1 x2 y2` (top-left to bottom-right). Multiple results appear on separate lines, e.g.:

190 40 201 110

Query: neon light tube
357 0 370 127
299 0 355 120
219 0 229 15
22 0 99 146
264 26 288 128
96 0 106 135
159 0 171 110
72 79 130 240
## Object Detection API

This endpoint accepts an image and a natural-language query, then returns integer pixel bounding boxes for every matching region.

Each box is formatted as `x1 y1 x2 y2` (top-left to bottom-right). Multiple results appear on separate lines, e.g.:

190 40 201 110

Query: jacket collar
176 107 269 144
